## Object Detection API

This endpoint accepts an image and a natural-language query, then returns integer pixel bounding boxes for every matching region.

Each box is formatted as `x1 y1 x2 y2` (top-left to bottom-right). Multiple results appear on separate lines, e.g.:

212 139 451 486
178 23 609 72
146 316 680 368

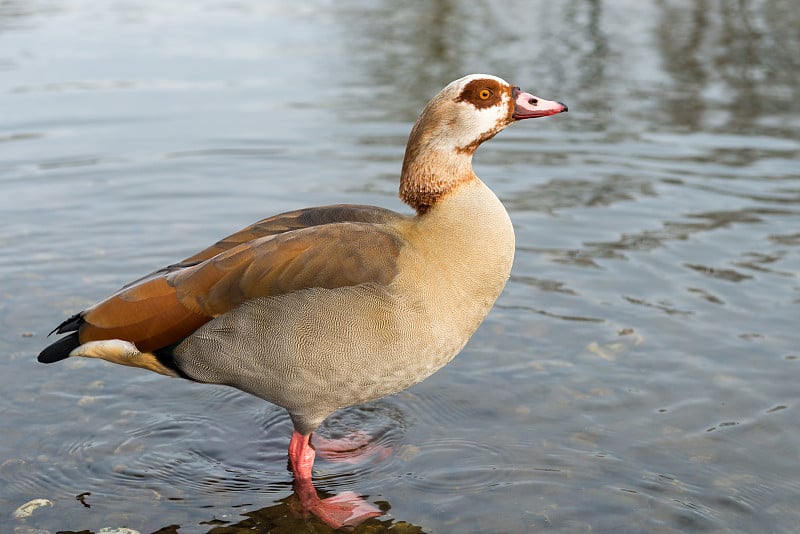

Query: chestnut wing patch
181 204 403 265
77 217 405 353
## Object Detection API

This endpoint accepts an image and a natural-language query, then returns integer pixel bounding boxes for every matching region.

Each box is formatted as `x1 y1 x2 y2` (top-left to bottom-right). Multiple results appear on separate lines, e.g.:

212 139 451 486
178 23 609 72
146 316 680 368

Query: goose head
400 74 567 213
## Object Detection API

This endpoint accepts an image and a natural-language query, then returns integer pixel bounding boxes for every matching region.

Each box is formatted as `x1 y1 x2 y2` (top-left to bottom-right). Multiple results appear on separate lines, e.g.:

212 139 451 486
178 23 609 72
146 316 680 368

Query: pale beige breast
393 177 515 333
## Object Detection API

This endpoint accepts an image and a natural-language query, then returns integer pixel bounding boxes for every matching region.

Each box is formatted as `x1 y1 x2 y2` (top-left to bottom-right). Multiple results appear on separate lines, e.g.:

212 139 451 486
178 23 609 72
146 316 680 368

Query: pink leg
288 430 383 528
288 430 316 480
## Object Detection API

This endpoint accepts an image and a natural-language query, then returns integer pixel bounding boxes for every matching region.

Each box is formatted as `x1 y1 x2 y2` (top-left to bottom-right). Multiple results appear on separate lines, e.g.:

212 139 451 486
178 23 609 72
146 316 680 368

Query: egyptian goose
39 74 567 527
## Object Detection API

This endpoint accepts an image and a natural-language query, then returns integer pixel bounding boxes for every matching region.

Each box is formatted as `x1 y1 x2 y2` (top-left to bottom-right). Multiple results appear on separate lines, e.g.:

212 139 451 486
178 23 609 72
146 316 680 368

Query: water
2 0 799 532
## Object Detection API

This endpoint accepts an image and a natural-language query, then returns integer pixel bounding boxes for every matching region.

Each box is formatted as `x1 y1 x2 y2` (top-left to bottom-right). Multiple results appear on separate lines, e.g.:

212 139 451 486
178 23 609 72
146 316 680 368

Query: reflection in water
656 0 709 130
657 0 800 133
202 495 421 534
556 0 611 131
207 495 425 534
54 496 424 534
335 1 499 117
335 0 617 125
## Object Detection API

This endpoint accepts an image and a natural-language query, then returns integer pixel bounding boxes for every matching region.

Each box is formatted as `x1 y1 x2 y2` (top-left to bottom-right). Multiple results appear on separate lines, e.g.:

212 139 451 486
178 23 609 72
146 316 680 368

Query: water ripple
310 401 408 491
394 438 513 493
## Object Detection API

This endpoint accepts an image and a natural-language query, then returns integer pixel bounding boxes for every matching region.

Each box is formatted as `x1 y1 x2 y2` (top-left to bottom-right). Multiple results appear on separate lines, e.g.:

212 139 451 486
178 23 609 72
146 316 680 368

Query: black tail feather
38 331 80 363
49 313 83 336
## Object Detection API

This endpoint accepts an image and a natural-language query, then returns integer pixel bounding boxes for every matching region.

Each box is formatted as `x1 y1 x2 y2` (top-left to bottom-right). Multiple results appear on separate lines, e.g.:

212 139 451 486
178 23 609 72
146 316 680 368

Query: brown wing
74 206 407 353
113 204 404 291
179 204 403 265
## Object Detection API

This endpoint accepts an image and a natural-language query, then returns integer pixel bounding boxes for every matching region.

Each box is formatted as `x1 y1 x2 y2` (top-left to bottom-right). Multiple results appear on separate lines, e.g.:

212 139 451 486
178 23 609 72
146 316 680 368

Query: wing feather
179 204 403 265
71 205 407 353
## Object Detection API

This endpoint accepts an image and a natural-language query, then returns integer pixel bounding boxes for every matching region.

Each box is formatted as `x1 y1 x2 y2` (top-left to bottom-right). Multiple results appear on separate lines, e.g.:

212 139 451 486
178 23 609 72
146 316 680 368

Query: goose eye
478 89 492 100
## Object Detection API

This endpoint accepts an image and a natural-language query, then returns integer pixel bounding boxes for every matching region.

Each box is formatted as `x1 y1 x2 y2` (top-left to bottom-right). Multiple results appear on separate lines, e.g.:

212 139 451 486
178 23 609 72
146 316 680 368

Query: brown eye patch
456 78 504 109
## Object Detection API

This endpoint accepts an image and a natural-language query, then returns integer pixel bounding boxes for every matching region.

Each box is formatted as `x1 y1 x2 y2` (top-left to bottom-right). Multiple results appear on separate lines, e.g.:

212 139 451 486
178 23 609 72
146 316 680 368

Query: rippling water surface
2 1 799 532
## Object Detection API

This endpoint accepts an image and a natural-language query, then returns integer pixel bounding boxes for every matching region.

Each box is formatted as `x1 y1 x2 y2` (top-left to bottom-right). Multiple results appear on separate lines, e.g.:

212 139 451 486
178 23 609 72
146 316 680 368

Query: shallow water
2 0 799 532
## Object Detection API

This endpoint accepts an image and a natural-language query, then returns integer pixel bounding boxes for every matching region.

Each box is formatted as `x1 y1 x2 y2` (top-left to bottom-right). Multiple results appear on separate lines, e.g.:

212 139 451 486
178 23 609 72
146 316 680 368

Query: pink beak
512 86 568 120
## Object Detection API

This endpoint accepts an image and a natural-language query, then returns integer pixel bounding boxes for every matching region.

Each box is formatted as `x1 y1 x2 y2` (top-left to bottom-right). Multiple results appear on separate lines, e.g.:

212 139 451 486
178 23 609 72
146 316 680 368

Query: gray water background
1 1 799 532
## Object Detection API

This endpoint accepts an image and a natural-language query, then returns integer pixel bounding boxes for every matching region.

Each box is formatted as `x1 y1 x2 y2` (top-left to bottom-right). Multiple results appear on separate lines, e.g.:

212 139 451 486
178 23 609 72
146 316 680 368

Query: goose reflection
199 492 426 533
